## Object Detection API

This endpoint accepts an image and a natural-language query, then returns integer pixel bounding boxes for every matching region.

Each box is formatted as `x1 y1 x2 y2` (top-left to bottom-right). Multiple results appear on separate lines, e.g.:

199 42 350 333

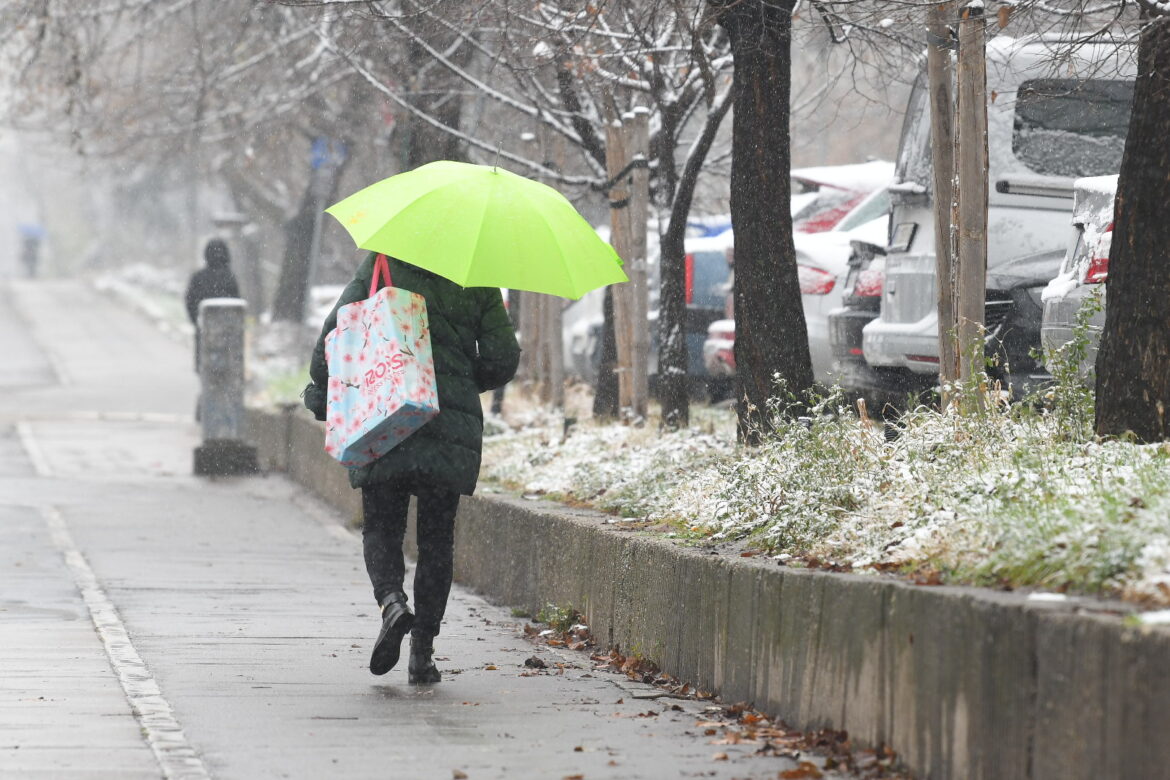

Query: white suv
861 36 1134 399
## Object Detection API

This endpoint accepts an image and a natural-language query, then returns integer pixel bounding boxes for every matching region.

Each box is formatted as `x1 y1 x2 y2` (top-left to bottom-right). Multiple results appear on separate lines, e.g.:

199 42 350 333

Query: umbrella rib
463 174 501 289
363 179 487 284
514 187 580 298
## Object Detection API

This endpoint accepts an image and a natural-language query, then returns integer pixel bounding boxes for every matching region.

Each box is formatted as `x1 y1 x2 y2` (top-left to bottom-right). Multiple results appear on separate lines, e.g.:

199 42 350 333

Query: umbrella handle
369 253 393 297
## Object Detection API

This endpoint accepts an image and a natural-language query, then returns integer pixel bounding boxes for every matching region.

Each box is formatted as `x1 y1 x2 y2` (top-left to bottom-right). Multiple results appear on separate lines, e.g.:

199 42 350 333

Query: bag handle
369 253 393 298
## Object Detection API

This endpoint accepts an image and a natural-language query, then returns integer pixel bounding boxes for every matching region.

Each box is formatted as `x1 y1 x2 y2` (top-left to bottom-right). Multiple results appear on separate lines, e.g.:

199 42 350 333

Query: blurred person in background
18 223 44 278
184 238 241 372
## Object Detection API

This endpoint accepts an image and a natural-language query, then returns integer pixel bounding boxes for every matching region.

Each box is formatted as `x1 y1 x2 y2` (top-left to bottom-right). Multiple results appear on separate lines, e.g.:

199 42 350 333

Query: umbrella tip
493 143 501 172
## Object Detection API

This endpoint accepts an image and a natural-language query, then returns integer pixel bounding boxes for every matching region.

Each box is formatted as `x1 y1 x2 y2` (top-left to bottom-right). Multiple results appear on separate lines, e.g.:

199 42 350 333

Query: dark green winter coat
304 253 519 495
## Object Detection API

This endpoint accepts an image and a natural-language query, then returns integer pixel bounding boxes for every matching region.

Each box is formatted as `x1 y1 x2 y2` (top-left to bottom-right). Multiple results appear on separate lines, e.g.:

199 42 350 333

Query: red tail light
852 268 884 297
1084 223 1113 284
798 265 835 295
685 253 694 304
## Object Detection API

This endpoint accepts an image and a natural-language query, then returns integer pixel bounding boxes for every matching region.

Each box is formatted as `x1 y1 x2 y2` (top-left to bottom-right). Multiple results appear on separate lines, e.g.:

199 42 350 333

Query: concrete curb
246 405 1170 780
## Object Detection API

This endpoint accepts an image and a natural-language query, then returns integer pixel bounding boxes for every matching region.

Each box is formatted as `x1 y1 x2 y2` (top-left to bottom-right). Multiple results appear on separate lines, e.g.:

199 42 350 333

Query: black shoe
407 634 441 684
370 593 414 676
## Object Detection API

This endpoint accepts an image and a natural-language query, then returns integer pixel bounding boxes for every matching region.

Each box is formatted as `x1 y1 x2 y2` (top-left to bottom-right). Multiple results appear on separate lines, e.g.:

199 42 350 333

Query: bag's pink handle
369 253 393 297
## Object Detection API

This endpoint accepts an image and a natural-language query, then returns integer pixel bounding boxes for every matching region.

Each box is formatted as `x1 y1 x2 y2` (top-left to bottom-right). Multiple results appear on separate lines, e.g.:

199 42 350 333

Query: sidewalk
0 280 822 779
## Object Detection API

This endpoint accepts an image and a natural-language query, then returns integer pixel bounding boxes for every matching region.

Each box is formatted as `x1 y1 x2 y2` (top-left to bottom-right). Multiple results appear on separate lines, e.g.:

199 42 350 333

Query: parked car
702 186 892 391
860 36 1135 403
827 239 891 402
830 241 1063 408
790 160 894 234
564 230 733 394
562 161 894 396
1040 174 1116 376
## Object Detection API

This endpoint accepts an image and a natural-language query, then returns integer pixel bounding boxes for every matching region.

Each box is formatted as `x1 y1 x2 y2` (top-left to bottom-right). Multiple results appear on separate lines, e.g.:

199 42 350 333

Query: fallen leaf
573 746 583 752
780 761 824 779
524 656 547 669
563 775 584 780
712 752 729 761
452 771 468 780
484 665 498 671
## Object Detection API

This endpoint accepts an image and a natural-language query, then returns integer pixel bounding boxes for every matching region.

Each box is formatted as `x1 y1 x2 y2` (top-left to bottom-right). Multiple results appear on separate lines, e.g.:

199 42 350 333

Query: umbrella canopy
326 161 627 300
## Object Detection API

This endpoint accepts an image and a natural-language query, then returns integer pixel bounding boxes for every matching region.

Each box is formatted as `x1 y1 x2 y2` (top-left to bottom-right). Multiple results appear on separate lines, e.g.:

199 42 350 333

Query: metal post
194 298 258 476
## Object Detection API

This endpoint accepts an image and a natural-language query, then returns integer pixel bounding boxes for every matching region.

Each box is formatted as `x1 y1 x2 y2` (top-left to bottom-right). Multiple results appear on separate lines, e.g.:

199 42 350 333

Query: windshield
836 190 891 232
792 189 863 233
1013 79 1133 177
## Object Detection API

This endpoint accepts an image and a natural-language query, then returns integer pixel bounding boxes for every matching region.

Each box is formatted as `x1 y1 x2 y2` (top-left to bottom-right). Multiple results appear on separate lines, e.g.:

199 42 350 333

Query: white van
861 36 1134 397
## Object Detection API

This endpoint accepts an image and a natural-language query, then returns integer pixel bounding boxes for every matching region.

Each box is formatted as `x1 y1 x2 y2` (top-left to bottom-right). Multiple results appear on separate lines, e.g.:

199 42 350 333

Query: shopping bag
324 254 439 466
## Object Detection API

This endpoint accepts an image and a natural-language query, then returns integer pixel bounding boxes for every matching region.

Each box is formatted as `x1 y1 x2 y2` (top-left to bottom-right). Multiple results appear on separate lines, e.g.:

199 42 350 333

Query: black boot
407 633 441 684
370 592 413 676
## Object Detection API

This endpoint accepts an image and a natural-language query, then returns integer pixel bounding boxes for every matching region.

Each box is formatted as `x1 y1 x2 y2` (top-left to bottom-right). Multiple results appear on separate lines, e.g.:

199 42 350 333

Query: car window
1013 79 1133 177
1060 227 1092 280
895 72 931 188
690 250 730 308
792 189 862 233
836 190 891 233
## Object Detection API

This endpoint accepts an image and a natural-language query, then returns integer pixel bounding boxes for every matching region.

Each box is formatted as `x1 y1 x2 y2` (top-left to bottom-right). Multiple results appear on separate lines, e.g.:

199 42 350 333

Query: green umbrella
326 160 627 299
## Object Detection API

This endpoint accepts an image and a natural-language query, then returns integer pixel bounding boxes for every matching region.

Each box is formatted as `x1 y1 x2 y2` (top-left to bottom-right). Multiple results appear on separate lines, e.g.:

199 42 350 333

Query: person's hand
302 382 327 421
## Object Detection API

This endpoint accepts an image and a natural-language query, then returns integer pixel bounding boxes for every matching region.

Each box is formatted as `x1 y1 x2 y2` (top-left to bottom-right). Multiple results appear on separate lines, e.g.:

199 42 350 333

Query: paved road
0 279 822 780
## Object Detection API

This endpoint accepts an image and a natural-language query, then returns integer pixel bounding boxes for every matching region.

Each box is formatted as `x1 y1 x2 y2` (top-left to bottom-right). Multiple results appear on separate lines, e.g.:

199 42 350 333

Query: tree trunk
401 6 468 168
657 90 734 430
712 0 810 443
656 212 689 428
593 287 620 420
271 151 348 324
271 180 317 323
1095 15 1170 441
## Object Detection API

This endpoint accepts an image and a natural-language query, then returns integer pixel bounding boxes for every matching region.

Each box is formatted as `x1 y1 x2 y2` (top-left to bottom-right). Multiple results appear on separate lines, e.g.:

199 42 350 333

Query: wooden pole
955 2 988 397
626 107 651 420
546 133 567 410
606 114 635 416
927 2 959 404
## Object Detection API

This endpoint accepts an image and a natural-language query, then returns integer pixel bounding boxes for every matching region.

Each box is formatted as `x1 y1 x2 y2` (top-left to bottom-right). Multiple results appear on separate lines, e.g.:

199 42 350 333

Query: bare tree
707 0 810 441
0 1 391 316
294 0 735 426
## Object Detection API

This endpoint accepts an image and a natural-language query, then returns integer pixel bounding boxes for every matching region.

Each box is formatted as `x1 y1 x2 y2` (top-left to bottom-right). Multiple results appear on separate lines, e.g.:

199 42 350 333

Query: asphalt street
0 278 825 780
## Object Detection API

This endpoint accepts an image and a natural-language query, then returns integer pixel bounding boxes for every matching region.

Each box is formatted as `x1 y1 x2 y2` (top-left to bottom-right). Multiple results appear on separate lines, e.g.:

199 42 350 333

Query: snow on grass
483 391 1170 606
484 406 735 519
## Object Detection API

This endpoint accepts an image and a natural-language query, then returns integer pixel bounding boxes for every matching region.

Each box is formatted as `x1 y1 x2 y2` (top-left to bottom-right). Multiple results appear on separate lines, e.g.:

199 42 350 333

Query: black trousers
360 479 460 638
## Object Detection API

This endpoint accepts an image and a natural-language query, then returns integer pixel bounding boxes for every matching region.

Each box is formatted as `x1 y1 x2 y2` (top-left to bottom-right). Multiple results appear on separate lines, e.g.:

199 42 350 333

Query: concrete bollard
194 298 258 476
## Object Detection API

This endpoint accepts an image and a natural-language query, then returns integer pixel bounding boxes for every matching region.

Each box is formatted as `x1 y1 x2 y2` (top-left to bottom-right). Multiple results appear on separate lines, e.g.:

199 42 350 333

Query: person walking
303 252 519 683
184 238 241 370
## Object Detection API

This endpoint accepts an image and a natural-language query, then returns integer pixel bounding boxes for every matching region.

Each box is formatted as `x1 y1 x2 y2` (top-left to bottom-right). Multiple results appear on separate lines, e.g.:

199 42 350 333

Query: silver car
863 37 1134 389
1040 175 1116 377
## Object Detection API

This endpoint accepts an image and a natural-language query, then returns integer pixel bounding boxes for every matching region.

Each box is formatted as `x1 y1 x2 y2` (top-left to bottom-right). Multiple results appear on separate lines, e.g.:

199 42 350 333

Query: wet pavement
0 279 827 779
